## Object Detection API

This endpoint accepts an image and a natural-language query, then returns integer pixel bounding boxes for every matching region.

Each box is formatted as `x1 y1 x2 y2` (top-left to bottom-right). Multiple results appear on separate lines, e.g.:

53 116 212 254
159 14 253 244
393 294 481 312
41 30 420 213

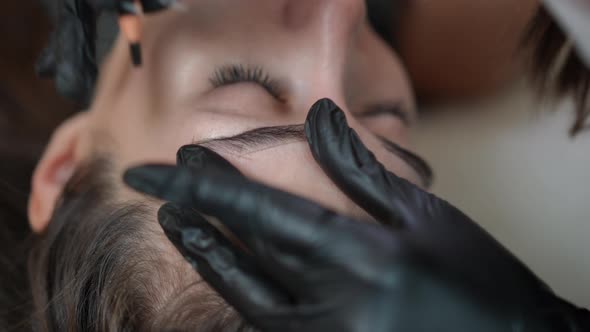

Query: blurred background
1 0 588 309
413 83 590 308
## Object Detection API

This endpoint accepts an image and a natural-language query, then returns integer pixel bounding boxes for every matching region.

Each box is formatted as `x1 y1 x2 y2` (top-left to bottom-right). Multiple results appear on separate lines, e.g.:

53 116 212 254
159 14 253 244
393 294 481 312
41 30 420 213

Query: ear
28 113 91 233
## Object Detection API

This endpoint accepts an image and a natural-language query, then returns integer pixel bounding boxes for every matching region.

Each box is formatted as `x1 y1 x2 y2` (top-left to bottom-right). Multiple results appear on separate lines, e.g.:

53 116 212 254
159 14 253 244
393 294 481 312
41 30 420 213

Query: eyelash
210 64 284 101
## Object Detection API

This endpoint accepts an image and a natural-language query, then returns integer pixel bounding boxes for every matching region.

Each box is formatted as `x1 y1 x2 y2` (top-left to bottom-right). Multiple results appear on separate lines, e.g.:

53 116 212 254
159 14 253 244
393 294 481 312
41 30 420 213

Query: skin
30 0 425 232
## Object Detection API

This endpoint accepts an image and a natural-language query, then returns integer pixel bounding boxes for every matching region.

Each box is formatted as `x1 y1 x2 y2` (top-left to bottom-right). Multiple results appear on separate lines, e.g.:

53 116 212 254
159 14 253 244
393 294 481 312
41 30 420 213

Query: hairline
29 155 254 331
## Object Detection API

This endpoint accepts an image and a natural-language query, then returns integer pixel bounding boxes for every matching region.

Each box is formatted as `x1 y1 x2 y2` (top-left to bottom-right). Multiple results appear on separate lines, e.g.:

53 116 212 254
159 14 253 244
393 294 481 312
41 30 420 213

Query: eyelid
209 64 286 102
356 103 412 126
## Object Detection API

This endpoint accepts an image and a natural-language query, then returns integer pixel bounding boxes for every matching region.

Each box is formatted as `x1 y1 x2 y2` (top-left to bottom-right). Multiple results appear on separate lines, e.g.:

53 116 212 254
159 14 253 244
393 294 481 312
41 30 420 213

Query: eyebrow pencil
118 0 143 67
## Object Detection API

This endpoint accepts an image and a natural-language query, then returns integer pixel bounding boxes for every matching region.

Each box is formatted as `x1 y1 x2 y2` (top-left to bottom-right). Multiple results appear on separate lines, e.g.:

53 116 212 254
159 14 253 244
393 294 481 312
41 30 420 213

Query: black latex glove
37 0 172 105
124 99 589 332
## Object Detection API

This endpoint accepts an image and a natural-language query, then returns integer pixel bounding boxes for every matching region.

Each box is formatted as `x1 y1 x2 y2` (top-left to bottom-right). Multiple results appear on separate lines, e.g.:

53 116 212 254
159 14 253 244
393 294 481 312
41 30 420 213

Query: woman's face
82 0 427 220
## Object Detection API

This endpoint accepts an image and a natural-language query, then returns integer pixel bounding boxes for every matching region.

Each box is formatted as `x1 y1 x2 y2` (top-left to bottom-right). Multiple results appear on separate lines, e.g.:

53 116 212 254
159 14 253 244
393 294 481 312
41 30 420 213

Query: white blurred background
413 82 590 307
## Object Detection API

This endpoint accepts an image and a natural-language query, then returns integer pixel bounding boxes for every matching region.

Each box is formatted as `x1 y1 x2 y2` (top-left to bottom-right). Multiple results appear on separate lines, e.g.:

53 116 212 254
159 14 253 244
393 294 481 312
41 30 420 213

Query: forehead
137 3 408 76
85 8 423 197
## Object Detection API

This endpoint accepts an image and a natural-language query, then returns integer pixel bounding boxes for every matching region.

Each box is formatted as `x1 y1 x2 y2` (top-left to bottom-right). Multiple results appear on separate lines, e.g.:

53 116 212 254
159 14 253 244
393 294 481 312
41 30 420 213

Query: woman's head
17 0 590 331
27 1 427 330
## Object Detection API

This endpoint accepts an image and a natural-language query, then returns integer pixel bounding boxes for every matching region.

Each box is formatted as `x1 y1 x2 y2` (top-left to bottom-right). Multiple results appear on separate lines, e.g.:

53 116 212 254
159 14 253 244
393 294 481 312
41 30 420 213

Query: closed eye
209 64 286 102
356 102 412 127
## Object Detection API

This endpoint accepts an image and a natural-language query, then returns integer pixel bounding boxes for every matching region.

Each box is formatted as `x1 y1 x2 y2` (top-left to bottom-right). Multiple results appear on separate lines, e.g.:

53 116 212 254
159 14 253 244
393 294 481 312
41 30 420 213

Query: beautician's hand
124 99 589 332
37 0 172 104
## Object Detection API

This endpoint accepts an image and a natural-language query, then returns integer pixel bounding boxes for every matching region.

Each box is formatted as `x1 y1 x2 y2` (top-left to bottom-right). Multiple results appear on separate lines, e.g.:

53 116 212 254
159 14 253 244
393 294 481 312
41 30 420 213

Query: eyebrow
194 124 433 187
195 125 306 155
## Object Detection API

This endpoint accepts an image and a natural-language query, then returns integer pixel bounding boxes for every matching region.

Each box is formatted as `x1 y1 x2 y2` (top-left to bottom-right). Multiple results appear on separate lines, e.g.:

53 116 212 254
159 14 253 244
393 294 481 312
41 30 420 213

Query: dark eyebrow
195 125 306 155
357 103 412 126
194 124 433 188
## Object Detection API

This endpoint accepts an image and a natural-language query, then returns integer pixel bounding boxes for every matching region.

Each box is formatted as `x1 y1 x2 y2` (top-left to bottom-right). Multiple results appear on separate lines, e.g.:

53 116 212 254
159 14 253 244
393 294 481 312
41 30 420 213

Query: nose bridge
282 0 366 112
283 0 366 33
284 0 365 58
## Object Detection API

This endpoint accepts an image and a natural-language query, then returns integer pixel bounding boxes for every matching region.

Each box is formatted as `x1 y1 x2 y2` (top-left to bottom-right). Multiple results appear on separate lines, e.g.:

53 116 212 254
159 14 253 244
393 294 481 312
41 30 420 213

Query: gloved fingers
159 203 291 319
37 5 96 104
305 98 419 227
177 145 243 176
124 164 357 281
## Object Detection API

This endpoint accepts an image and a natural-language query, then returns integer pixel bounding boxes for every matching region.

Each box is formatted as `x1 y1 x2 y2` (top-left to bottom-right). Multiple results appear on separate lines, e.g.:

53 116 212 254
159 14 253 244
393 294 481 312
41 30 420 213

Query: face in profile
27 0 431 330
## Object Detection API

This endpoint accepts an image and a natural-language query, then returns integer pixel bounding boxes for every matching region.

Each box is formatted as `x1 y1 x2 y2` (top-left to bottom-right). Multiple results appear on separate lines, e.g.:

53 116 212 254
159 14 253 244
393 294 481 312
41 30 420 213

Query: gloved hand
36 0 172 105
124 98 589 332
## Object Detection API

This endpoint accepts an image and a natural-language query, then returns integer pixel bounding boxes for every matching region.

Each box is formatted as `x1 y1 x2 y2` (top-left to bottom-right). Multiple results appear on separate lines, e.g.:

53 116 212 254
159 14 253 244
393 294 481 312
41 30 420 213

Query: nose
282 0 366 34
282 0 366 109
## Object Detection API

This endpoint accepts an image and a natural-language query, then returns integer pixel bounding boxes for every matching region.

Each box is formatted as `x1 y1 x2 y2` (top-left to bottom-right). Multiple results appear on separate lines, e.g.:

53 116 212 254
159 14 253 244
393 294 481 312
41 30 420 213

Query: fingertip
122 166 148 188
309 98 338 113
122 164 177 196
306 98 348 138
305 98 351 165
306 99 339 133
177 145 242 176
177 145 220 166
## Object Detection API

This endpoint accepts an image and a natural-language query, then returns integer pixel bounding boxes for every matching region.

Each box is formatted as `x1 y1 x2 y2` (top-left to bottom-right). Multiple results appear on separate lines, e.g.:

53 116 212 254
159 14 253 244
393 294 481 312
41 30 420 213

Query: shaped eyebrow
195 125 306 156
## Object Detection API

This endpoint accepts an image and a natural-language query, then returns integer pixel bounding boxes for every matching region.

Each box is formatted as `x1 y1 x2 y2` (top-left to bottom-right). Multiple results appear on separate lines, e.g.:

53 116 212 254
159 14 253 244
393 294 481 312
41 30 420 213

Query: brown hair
27 157 255 331
524 6 590 136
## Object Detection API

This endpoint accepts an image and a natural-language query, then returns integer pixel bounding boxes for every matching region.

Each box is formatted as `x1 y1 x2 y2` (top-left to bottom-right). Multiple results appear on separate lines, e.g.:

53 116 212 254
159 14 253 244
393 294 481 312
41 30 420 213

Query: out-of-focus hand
36 0 172 104
124 99 589 332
